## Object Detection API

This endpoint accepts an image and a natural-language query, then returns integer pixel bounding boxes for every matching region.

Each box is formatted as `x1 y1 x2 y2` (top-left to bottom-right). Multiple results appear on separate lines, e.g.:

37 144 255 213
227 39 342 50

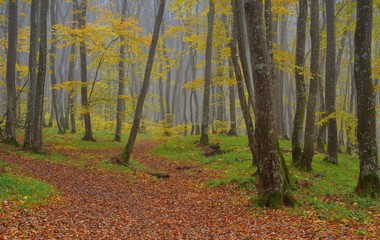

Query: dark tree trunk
114 0 128 142
122 0 165 163
278 17 287 138
354 0 379 197
246 0 294 209
4 0 18 145
292 0 308 166
32 0 48 153
77 0 95 141
199 0 215 146
68 2 77 134
50 0 65 134
324 0 338 164
23 0 39 148
300 0 320 171
227 60 237 136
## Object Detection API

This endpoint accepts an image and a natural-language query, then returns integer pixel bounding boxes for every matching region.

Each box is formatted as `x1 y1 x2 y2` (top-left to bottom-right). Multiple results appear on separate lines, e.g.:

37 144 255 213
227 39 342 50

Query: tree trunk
324 0 338 164
227 60 237 136
122 0 165 163
114 0 128 142
300 0 320 171
246 0 294 208
199 0 215 146
23 0 39 148
67 2 77 134
50 0 65 134
354 0 379 197
32 0 48 153
292 0 308 166
77 0 95 141
4 0 18 145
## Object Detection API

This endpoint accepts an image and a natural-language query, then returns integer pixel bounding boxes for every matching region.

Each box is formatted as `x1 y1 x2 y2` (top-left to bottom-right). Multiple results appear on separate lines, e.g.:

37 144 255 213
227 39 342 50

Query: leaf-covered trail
1 140 378 239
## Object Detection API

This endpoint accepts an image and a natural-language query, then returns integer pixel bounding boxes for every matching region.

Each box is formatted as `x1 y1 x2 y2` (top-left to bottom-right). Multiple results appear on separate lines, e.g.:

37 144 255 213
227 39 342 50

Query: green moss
356 174 380 199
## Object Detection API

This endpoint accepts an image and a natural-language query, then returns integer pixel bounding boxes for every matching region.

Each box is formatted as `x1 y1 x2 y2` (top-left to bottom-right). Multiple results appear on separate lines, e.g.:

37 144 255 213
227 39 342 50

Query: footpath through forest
0 140 378 239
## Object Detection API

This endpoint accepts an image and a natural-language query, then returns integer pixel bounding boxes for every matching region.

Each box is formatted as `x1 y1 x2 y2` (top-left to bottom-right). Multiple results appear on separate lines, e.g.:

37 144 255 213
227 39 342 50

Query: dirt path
0 140 377 239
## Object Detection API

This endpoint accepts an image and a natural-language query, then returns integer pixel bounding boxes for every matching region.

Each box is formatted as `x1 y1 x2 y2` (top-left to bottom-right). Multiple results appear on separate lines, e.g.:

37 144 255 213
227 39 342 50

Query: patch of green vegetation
154 135 255 188
0 161 57 209
155 135 380 223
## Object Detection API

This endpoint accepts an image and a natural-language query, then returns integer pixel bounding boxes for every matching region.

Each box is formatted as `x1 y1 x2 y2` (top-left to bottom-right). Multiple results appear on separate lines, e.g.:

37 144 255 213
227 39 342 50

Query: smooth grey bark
354 0 379 197
278 17 287 138
199 0 215 146
300 0 320 171
32 0 48 153
24 0 39 148
227 60 237 136
77 0 95 141
114 0 128 142
292 0 308 166
4 0 18 145
122 0 166 163
50 0 65 134
246 0 294 208
324 0 338 164
67 2 77 134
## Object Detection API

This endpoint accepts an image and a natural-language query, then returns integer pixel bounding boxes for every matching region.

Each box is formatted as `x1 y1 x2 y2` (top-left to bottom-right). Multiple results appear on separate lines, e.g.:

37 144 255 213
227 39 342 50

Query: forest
0 0 379 238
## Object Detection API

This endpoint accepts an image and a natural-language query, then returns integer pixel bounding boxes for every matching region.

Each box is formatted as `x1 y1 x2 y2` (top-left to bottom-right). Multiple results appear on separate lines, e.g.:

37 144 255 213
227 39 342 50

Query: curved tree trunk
246 0 294 208
122 0 166 163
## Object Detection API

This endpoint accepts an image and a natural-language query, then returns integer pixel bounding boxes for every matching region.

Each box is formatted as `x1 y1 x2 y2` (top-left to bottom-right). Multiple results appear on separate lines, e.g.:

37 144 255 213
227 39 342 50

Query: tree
292 0 307 166
245 0 294 208
76 0 95 141
32 0 48 153
122 0 166 164
24 0 39 148
300 0 320 171
4 0 18 145
114 0 128 142
324 0 338 164
354 0 379 197
199 0 215 146
50 0 65 134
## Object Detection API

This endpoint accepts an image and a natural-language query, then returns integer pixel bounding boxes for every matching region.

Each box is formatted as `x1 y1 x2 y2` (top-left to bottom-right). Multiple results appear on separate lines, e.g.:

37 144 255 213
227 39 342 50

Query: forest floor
0 137 379 239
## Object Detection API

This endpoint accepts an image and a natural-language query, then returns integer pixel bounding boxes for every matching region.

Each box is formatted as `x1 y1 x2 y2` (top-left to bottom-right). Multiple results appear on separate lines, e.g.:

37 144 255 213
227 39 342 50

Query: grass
154 134 380 223
0 161 57 209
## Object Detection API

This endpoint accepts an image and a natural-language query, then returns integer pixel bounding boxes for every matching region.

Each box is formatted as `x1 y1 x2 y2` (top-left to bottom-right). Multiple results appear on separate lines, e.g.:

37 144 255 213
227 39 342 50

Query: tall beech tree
292 0 307 166
324 0 338 164
114 0 128 142
32 0 48 153
4 0 18 145
24 0 39 148
300 0 320 171
354 0 379 197
199 0 215 146
122 0 166 164
245 0 294 208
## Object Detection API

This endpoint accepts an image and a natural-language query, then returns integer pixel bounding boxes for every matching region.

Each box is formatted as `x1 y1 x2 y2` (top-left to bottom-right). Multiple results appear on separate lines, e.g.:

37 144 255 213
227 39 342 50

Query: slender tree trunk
4 0 18 145
67 3 77 134
300 0 320 171
50 0 65 134
77 0 95 141
114 0 128 142
24 0 39 148
354 0 379 197
278 17 287 138
227 60 237 136
199 0 215 146
122 0 165 163
246 0 294 208
32 0 48 153
292 0 308 166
